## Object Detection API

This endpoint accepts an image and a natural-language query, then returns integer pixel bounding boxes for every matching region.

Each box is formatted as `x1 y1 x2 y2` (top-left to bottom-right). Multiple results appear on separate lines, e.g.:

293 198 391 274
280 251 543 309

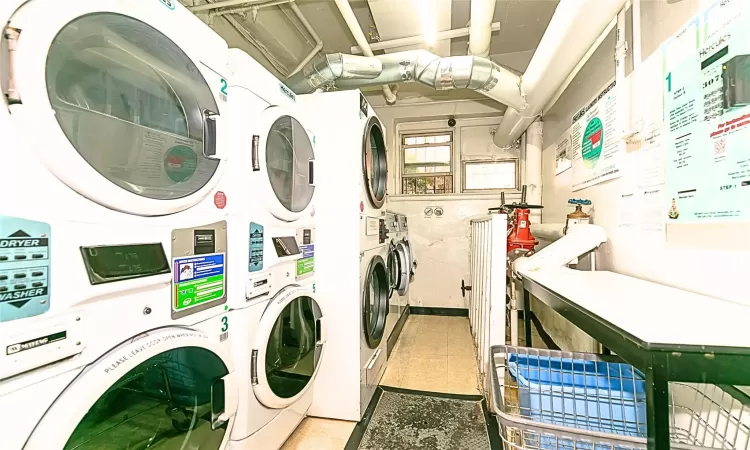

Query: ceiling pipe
493 0 628 147
350 23 502 54
208 0 292 17
468 0 497 57
287 1 324 76
189 0 273 13
332 0 397 104
286 49 526 112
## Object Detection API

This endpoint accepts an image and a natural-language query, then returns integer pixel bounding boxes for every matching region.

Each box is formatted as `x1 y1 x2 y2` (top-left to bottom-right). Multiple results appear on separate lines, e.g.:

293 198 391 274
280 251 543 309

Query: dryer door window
265 295 322 399
64 347 230 449
363 254 388 348
266 115 315 214
362 117 387 209
46 13 220 200
387 244 400 299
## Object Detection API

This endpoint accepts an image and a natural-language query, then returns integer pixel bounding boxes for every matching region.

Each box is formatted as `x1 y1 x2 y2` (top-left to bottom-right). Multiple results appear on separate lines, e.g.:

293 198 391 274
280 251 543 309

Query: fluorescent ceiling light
417 0 437 47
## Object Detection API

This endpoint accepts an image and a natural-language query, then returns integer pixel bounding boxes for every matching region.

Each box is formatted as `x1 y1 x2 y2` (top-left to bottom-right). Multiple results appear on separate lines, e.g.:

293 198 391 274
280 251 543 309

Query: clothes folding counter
511 267 750 450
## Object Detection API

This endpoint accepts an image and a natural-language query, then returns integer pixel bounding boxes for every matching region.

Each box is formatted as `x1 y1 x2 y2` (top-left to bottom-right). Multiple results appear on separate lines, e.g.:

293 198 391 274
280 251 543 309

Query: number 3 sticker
159 0 176 9
221 316 229 332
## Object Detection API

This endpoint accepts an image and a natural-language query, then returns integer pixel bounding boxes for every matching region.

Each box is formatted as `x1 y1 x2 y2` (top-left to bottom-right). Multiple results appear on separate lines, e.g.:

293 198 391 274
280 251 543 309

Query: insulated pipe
351 23 503 54
332 0 397 104
530 223 566 242
525 121 543 225
468 0 497 57
189 0 274 13
289 53 382 91
287 49 526 111
493 0 628 147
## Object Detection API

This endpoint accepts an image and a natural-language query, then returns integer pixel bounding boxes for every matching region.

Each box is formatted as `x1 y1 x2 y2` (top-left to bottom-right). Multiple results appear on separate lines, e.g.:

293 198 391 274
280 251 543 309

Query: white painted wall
373 99 520 309
535 1 750 352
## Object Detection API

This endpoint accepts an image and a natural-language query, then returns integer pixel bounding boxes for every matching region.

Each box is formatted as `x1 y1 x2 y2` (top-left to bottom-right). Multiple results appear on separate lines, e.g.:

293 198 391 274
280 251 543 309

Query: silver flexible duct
286 49 527 112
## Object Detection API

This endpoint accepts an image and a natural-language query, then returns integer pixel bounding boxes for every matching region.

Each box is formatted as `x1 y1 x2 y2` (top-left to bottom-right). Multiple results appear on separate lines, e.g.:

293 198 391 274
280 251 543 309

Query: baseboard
387 307 410 357
409 306 469 317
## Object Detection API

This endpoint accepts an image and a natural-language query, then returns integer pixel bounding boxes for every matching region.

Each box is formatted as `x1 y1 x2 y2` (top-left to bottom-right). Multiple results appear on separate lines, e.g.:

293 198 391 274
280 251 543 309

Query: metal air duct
286 49 526 112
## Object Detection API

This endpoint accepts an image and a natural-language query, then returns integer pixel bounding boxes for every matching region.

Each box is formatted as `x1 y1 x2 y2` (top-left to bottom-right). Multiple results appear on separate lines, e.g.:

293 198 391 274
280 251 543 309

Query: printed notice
570 80 625 191
555 134 572 175
172 253 226 312
663 4 750 223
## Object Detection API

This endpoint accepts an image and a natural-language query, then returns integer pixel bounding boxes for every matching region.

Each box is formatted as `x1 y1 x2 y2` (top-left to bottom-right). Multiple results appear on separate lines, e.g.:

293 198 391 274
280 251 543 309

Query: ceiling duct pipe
332 0 397 104
287 49 526 112
492 0 628 147
468 0 497 57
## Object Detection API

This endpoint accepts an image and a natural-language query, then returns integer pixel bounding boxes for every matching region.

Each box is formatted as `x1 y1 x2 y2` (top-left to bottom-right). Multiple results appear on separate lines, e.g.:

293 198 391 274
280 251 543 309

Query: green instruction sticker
173 253 225 311
296 257 314 276
581 118 604 169
164 145 198 182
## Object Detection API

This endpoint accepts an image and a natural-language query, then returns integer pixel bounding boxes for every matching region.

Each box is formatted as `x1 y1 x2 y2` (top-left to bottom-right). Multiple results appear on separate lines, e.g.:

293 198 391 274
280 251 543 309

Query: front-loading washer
228 255 325 450
297 90 389 421
225 49 322 449
1 2 242 448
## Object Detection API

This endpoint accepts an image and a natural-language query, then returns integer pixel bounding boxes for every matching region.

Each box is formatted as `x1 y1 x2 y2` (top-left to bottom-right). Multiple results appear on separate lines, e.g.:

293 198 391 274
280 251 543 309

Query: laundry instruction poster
570 80 624 191
663 1 750 223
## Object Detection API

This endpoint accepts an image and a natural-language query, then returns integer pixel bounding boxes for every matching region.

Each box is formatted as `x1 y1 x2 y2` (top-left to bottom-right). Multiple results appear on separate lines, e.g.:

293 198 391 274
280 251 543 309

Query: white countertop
519 266 750 349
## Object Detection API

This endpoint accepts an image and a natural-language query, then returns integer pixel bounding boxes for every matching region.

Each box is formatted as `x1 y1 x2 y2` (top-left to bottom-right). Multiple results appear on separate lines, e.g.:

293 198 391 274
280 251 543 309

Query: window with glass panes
401 132 453 195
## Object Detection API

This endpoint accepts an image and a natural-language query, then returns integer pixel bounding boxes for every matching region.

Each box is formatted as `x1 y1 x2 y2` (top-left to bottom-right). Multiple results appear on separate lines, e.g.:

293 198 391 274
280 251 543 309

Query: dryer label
0 216 51 323
249 222 264 272
172 253 226 312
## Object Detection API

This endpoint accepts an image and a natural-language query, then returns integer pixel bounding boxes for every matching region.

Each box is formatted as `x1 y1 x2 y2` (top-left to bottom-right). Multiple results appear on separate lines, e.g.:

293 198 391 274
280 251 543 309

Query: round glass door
45 13 220 201
265 295 321 400
266 115 315 215
387 244 400 299
362 116 387 209
363 255 388 348
64 347 229 449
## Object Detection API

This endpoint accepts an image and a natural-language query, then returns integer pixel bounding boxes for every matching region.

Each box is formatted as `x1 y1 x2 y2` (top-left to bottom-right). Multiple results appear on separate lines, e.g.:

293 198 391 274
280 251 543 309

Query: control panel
81 243 170 285
378 219 388 244
0 216 51 322
171 221 228 320
246 270 272 303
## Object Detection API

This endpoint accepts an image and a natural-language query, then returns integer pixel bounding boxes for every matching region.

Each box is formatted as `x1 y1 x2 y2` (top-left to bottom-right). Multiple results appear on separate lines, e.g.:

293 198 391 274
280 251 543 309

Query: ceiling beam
350 23 502 54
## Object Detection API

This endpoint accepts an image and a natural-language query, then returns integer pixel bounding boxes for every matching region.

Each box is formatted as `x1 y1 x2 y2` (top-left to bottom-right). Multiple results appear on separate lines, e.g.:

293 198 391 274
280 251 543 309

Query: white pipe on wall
468 0 497 57
350 23 502 54
525 121 543 224
288 2 324 76
615 5 629 138
493 0 628 147
531 223 566 242
332 0 397 104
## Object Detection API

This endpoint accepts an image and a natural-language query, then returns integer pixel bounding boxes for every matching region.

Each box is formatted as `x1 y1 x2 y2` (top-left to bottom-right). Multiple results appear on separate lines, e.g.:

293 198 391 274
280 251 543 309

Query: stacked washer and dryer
224 49 325 450
385 212 416 343
299 90 390 421
1 1 240 449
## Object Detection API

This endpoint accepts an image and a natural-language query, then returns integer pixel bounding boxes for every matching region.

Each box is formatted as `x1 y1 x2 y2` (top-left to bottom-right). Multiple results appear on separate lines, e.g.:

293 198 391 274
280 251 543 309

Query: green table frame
522 276 750 450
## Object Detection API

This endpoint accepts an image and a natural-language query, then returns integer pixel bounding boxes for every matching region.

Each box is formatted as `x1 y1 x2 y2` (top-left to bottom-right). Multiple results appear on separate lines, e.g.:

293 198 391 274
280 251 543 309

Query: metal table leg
523 288 532 347
646 353 670 450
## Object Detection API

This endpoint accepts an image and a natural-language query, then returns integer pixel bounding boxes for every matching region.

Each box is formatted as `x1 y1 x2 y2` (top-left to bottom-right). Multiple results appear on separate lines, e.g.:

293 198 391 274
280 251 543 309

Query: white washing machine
298 90 390 421
225 49 323 449
0 1 241 448
398 213 417 312
384 211 402 340
228 259 325 450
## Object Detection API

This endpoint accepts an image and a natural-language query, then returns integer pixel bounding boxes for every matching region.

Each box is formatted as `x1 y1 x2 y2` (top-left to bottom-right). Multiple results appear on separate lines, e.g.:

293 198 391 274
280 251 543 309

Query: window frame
461 159 520 193
399 130 454 195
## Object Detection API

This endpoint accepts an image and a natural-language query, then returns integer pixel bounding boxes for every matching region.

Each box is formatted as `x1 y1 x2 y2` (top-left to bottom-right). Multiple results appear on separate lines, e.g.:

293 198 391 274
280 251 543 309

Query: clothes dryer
225 49 323 449
0 2 240 448
298 90 389 421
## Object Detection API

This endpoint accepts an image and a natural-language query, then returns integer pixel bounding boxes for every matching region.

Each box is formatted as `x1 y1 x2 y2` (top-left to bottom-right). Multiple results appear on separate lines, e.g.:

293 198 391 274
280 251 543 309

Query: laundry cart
490 345 750 449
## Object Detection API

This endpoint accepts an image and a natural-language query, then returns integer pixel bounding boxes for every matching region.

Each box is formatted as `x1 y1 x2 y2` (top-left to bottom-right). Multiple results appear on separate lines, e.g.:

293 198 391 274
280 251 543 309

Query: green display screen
80 243 170 285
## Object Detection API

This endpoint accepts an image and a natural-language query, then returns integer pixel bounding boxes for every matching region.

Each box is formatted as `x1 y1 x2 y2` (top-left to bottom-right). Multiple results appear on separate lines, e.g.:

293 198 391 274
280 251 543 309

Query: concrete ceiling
184 0 559 103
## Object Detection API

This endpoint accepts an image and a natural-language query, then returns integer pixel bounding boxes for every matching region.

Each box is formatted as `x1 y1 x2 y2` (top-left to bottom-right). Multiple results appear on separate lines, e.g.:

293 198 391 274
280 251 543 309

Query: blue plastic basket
508 353 647 449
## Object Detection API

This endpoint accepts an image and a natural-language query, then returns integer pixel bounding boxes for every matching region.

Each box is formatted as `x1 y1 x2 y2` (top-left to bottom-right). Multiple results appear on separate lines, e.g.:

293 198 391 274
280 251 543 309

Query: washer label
172 253 226 312
249 222 264 272
0 217 51 322
6 331 66 355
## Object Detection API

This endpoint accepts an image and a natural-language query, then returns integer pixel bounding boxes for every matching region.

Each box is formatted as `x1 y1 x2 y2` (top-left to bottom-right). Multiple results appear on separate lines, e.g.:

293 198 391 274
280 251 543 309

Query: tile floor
280 315 480 450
